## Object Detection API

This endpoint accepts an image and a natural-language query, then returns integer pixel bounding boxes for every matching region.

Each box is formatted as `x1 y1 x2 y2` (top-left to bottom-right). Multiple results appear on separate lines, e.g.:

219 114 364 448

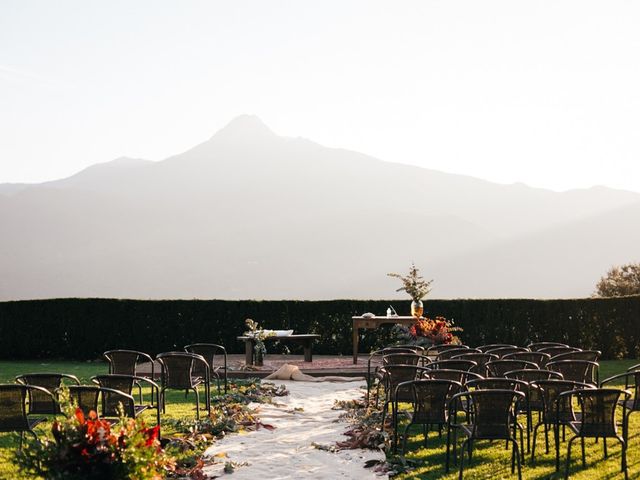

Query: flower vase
411 299 424 318
255 350 264 366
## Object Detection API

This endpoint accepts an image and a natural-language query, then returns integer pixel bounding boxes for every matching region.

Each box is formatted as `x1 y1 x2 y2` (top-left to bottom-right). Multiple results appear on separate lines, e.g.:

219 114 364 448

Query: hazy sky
1 0 639 192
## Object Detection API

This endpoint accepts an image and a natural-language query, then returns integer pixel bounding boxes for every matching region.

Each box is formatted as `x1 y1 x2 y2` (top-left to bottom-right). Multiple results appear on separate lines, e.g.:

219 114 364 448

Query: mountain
42 157 153 190
1 114 639 300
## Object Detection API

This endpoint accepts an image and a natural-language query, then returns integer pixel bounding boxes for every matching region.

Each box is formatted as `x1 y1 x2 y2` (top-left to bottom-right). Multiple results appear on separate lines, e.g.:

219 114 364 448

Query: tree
594 262 640 297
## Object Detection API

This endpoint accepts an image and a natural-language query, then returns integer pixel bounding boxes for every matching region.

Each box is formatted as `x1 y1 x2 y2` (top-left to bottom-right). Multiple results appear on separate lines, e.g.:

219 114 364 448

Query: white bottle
387 308 392 317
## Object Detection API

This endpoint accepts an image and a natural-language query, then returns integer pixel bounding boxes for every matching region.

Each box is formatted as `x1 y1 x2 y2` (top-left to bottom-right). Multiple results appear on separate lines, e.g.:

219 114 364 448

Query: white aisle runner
203 380 387 479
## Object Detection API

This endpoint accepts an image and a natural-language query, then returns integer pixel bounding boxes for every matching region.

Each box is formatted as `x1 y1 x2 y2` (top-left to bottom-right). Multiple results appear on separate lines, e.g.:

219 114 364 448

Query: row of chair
367 342 601 404
1 375 158 449
372 342 637 479
0 343 230 448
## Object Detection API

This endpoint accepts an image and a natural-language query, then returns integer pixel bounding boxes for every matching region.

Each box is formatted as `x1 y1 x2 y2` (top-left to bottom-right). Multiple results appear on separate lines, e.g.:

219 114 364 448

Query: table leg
353 324 359 364
244 340 254 365
303 341 313 362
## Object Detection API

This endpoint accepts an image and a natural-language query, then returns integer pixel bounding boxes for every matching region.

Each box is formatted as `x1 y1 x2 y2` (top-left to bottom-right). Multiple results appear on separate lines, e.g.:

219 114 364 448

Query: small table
352 316 418 364
237 334 321 365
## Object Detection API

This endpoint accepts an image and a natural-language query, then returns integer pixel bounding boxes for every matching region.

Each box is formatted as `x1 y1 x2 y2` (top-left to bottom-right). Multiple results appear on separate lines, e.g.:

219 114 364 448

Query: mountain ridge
1 115 638 301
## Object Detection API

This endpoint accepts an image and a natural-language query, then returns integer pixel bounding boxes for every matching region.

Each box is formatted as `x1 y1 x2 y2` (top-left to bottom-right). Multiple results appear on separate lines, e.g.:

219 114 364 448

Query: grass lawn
397 360 640 479
0 359 639 479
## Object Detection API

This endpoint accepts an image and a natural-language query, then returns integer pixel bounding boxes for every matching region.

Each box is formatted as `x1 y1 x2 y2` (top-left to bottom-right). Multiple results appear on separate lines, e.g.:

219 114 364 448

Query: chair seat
27 417 46 430
566 420 617 438
620 398 640 412
134 405 148 416
458 424 513 440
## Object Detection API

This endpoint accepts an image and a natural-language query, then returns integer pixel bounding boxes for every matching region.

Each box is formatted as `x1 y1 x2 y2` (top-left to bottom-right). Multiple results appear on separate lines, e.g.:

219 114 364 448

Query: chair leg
160 388 166 413
619 437 628 480
515 439 522 480
446 424 452 473
401 422 413 454
526 410 531 454
603 436 608 458
459 439 468 480
453 425 459 465
581 436 586 468
519 424 524 462
391 402 398 453
555 423 561 472
380 400 388 432
545 421 551 454
531 422 541 463
194 387 200 420
565 437 577 479
510 438 521 477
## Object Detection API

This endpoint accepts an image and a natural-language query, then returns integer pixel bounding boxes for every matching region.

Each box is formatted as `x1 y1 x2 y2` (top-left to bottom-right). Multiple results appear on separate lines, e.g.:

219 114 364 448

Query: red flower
144 425 160 447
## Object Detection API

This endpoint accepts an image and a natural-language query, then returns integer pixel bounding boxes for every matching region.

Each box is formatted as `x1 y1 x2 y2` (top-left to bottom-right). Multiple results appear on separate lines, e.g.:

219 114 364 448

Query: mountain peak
212 115 277 142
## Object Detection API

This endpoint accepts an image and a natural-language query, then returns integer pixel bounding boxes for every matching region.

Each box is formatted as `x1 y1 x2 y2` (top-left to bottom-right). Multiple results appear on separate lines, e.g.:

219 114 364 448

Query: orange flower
74 408 85 425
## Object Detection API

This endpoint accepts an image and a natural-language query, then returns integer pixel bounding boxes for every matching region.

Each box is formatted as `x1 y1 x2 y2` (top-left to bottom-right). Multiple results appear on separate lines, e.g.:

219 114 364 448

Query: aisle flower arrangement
17 389 175 480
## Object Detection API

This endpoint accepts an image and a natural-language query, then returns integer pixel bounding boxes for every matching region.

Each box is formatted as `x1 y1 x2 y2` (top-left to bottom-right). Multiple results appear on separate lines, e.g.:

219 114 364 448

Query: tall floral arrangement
387 263 433 301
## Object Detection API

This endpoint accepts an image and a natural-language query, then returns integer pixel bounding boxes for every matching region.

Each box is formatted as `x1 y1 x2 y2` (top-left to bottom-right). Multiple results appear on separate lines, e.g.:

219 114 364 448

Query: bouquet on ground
244 318 275 359
393 316 462 347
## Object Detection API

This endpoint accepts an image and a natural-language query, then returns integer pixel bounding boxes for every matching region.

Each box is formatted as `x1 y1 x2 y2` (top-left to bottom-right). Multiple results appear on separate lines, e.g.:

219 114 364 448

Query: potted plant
388 263 433 317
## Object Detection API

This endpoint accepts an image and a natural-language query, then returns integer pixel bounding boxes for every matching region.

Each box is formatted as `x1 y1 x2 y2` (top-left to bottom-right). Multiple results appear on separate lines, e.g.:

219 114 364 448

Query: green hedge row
0 296 638 360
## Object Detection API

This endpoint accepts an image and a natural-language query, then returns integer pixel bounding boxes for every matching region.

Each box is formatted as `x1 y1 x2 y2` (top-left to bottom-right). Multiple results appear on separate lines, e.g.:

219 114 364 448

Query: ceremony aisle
203 380 386 479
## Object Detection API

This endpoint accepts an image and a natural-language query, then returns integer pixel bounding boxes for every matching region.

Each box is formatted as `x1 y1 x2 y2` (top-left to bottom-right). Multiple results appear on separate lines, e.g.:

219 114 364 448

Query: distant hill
1 115 638 300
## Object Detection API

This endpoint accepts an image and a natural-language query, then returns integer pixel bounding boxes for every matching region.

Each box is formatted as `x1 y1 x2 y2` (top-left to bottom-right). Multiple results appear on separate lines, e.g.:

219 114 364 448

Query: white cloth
264 363 364 382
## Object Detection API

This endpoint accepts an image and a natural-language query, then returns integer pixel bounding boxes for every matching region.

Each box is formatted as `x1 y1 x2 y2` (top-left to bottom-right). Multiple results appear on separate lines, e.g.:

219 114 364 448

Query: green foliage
0 296 639 360
595 262 640 297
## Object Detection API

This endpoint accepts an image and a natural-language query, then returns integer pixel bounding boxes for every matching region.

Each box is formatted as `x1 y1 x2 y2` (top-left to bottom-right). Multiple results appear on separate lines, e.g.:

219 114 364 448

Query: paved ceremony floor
138 354 373 379
202 380 386 479
226 354 370 378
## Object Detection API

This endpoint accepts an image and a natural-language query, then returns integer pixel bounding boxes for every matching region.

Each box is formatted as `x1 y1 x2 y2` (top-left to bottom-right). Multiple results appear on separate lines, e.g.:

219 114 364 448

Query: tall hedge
0 297 638 360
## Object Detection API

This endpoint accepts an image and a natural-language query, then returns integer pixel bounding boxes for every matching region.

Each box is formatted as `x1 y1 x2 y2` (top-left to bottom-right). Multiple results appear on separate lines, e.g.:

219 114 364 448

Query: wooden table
237 334 320 365
352 316 418 364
